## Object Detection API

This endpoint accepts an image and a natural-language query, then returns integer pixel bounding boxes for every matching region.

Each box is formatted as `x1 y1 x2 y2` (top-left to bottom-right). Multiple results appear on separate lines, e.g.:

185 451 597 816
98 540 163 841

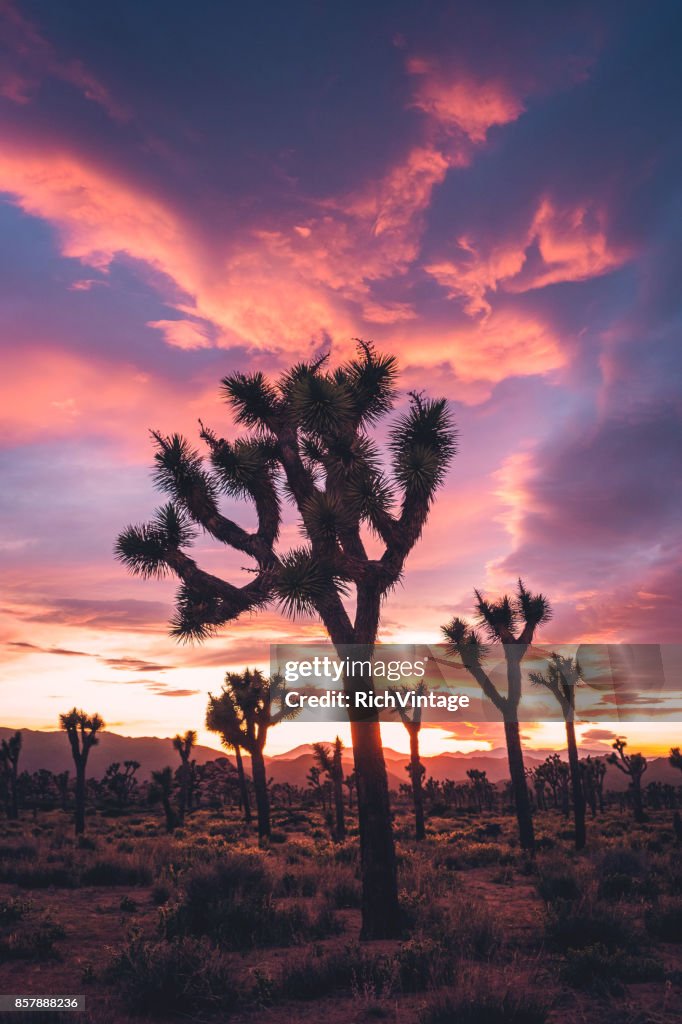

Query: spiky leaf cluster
116 342 456 645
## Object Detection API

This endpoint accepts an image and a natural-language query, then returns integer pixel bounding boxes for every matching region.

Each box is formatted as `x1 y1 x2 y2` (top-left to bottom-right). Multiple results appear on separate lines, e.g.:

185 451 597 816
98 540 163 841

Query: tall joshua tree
313 737 346 841
206 668 296 844
608 737 648 823
530 654 586 850
442 580 552 853
392 681 427 840
116 343 455 938
59 709 104 835
0 731 22 820
172 730 196 821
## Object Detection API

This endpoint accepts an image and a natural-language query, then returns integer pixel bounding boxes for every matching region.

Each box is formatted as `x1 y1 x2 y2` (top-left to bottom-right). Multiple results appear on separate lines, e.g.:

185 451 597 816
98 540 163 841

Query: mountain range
2 727 680 791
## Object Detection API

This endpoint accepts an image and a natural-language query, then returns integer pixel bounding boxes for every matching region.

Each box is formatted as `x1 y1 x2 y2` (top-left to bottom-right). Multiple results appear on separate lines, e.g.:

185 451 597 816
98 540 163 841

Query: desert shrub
394 937 455 991
119 895 138 913
0 862 79 888
645 897 682 942
544 898 637 952
163 855 339 949
414 899 500 960
151 882 171 906
0 843 39 861
325 874 362 909
0 896 31 924
419 986 548 1024
561 943 664 992
0 919 65 960
275 868 319 897
107 933 236 1016
276 945 393 1000
536 863 581 904
81 858 152 886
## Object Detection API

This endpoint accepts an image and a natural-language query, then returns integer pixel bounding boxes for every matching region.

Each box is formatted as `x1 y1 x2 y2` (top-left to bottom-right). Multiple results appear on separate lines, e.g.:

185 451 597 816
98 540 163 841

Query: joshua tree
150 767 179 832
344 769 356 810
172 730 196 821
307 765 326 811
608 737 648 823
670 747 682 773
530 654 586 849
467 768 493 812
103 760 140 808
116 344 456 937
442 580 552 853
215 732 251 824
391 681 427 839
206 668 295 843
59 709 104 835
0 731 22 820
313 737 346 840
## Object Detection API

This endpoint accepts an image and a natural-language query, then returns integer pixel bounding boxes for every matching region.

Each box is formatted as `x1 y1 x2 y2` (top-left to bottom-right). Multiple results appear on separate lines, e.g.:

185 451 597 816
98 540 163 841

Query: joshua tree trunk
332 765 346 842
631 778 645 823
74 762 86 836
565 720 586 850
340 626 401 939
408 725 426 841
351 719 401 938
504 720 535 853
161 794 178 832
234 746 252 823
250 745 271 843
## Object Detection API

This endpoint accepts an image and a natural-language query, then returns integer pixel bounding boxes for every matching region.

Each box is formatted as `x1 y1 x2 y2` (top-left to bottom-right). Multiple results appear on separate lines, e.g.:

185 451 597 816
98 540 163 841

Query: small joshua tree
391 681 427 840
608 737 648 823
115 343 456 938
0 731 22 820
149 767 180 832
442 580 552 853
530 654 586 850
313 737 346 841
206 668 296 843
59 709 104 835
103 760 140 808
172 730 196 822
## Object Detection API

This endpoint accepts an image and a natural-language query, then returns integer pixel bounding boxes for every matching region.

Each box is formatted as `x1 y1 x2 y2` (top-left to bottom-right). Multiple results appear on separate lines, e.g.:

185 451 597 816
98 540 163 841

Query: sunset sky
1 1 680 757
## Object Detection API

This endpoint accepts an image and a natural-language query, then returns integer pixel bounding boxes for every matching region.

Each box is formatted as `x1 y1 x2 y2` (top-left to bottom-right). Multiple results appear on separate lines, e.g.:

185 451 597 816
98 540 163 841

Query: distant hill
1 727 679 790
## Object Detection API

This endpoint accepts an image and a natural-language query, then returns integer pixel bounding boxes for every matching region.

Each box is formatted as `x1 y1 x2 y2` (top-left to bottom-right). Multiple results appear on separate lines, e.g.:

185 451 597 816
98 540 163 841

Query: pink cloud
0 2 129 121
407 58 525 142
425 197 630 318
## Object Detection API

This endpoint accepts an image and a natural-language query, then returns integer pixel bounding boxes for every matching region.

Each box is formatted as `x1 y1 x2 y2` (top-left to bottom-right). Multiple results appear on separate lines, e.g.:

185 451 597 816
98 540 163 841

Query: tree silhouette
172 730 196 822
530 654 586 849
581 755 607 815
608 737 648 822
149 767 179 832
344 769 356 810
116 344 455 937
313 737 346 840
206 668 297 844
0 731 22 820
670 747 682 773
59 709 104 834
442 580 552 853
391 681 427 839
103 760 140 808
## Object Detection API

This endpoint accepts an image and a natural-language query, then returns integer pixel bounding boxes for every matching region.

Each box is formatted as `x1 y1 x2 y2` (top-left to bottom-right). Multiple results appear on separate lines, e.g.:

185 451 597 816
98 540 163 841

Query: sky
1 0 680 757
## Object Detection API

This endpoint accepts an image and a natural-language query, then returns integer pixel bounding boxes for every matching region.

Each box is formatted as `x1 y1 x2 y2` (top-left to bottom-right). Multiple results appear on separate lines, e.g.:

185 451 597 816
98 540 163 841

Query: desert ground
1 789 680 1024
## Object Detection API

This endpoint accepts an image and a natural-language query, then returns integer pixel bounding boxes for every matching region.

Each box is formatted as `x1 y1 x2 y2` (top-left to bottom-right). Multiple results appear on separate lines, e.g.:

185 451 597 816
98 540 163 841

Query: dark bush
107 934 236 1016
